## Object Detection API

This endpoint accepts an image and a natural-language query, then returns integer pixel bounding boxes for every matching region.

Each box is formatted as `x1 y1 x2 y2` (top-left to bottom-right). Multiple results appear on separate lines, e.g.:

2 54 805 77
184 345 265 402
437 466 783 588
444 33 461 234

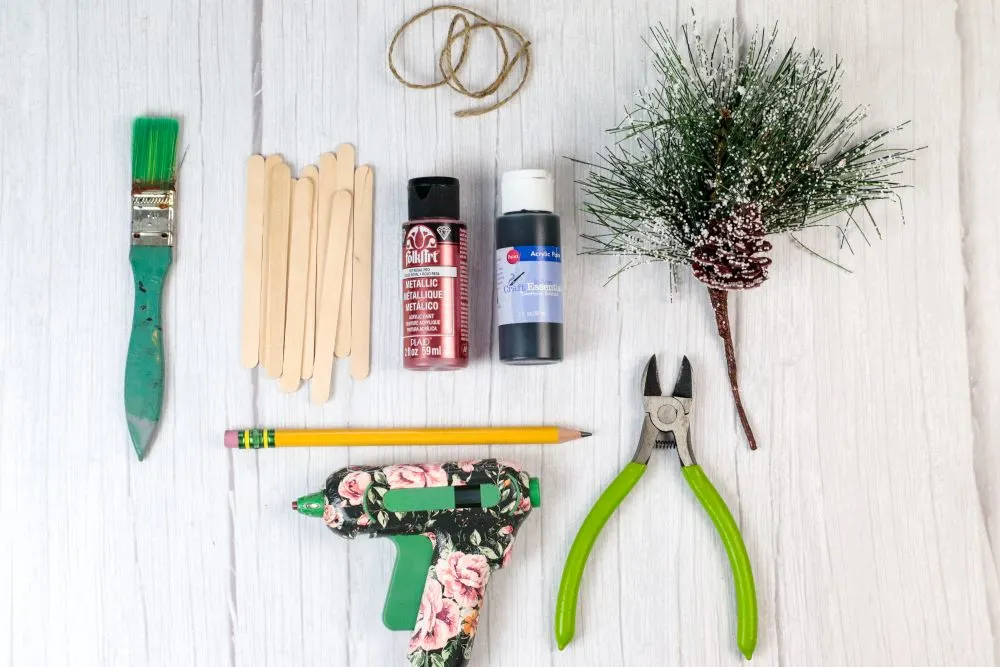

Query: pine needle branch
573 19 919 451
577 21 918 266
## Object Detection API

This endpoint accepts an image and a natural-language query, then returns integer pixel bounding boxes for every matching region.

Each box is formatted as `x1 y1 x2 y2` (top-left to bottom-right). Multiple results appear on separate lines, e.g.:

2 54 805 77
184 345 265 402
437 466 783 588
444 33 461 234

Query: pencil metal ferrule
131 189 175 246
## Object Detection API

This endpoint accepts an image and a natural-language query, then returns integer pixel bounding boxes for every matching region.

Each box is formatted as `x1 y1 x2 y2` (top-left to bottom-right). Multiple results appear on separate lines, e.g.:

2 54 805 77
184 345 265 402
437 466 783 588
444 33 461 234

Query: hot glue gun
294 459 541 667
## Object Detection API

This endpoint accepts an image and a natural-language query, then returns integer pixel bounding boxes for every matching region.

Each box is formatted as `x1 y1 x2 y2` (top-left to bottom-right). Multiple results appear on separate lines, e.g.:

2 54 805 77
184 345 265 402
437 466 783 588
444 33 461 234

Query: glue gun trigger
383 534 435 631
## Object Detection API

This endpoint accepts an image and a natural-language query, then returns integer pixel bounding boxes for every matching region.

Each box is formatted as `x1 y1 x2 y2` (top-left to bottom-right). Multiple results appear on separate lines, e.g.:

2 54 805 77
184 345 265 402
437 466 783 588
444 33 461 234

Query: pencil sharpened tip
580 431 592 438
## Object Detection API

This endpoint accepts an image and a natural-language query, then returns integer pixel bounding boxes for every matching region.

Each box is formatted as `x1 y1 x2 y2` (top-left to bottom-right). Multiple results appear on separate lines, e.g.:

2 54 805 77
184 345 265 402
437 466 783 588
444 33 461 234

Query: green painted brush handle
555 461 647 650
124 245 172 461
682 464 758 659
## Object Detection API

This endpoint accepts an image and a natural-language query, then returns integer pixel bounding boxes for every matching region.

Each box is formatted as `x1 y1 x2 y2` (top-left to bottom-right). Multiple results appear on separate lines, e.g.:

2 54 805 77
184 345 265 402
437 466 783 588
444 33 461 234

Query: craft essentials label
495 245 563 325
402 222 469 363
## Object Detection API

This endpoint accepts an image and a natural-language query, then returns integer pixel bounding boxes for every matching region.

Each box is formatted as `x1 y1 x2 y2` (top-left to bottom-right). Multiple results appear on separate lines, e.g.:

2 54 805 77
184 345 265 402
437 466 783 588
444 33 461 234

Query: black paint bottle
495 169 563 364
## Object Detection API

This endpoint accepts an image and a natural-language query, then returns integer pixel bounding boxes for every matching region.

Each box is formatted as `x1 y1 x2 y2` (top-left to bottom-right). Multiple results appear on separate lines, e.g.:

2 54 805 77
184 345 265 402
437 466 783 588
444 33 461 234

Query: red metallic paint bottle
402 177 469 370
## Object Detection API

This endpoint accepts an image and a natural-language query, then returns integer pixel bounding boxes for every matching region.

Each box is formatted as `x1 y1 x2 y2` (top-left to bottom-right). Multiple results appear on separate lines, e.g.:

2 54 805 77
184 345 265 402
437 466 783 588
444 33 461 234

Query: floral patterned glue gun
294 459 540 667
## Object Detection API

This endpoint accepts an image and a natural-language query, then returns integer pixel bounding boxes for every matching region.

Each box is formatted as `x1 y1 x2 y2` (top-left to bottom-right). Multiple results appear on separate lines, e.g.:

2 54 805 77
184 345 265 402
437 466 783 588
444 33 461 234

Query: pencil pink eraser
224 430 238 448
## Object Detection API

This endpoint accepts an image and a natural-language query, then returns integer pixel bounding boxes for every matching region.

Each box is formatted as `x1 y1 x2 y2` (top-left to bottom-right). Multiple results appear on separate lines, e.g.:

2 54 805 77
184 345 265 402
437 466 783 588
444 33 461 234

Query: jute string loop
388 5 532 118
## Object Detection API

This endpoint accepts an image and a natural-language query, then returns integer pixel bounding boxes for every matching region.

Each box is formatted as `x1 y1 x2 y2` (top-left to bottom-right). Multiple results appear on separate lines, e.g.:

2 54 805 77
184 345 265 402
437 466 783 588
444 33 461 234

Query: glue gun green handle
555 461 647 650
124 245 172 461
682 464 758 659
384 535 435 631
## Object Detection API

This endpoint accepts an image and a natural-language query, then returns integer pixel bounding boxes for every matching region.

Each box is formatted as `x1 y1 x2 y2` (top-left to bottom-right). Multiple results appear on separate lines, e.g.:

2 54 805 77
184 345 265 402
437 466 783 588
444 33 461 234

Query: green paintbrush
125 117 179 461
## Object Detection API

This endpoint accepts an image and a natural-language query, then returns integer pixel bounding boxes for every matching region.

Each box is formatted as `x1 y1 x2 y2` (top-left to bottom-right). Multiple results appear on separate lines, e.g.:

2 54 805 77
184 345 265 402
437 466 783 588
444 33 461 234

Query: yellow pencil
224 426 591 449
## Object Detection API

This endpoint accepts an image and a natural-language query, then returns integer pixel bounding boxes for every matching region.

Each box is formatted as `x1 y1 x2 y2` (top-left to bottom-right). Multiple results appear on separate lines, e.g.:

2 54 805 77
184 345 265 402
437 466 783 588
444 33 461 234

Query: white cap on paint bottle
501 169 554 214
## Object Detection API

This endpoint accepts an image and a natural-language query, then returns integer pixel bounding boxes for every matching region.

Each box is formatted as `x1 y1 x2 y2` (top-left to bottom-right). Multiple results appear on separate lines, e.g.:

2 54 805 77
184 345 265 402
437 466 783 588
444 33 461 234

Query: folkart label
402 220 469 366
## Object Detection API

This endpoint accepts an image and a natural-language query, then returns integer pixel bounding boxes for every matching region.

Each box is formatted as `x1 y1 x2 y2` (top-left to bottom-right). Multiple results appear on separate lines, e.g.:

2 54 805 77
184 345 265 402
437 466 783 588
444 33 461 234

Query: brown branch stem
707 286 759 450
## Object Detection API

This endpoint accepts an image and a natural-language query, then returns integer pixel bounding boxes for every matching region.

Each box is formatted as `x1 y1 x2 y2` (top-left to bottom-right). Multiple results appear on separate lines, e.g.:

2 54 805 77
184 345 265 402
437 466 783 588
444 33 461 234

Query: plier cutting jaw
555 355 759 659
634 355 694 467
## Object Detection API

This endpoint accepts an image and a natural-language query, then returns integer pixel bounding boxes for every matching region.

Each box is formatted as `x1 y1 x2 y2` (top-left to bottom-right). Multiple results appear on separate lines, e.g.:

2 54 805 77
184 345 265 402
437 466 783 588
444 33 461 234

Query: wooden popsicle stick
333 143 355 358
316 153 338 299
300 164 320 379
280 177 315 392
240 155 266 368
311 191 354 404
350 165 374 380
259 155 283 362
263 164 292 378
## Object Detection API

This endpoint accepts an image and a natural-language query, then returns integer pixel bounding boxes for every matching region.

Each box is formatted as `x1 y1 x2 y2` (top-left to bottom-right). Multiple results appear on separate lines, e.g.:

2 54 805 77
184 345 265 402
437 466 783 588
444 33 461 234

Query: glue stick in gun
294 459 541 667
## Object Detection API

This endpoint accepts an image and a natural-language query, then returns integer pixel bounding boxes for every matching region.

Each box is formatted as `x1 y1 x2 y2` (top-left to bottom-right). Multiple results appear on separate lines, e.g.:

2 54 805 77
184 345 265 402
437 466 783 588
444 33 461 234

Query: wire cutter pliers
555 355 758 659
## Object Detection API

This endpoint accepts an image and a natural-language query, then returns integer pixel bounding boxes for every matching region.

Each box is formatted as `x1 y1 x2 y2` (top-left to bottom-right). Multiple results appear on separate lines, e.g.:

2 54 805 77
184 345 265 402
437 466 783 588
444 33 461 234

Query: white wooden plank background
0 1 997 665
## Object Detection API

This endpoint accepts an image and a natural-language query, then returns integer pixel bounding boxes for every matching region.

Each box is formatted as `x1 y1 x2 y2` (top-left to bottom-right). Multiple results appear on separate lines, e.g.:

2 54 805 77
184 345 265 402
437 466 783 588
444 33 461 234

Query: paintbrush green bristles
131 117 179 187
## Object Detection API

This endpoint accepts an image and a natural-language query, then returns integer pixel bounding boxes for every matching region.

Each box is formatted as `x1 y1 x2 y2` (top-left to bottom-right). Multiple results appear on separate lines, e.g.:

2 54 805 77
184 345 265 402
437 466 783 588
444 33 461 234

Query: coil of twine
388 5 532 117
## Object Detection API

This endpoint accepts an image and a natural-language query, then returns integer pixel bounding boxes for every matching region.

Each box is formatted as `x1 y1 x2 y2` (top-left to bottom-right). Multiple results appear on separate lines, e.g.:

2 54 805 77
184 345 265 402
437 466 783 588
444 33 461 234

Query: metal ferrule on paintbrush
131 189 175 247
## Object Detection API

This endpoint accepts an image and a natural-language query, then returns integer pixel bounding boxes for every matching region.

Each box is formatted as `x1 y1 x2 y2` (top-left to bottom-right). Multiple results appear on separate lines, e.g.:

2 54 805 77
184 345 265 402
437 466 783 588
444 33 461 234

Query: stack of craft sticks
240 145 374 404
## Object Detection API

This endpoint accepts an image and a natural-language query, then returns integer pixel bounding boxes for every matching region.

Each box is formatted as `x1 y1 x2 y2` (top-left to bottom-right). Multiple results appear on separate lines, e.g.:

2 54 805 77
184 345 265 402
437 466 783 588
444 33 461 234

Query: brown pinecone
690 203 773 289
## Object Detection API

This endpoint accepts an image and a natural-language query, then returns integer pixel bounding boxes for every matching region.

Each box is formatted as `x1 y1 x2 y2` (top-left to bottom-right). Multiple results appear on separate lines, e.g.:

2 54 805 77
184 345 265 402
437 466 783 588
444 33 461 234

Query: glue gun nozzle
293 492 327 517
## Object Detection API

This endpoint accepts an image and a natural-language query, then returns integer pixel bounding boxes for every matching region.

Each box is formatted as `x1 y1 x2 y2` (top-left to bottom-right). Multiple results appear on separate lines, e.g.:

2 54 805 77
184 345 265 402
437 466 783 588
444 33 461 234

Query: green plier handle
682 464 758 659
555 461 758 659
554 462 647 650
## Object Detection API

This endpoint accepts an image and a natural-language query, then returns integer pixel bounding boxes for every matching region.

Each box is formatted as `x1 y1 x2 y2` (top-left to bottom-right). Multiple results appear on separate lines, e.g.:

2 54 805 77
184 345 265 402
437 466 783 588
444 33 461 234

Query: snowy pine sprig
578 21 917 274
575 20 918 452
